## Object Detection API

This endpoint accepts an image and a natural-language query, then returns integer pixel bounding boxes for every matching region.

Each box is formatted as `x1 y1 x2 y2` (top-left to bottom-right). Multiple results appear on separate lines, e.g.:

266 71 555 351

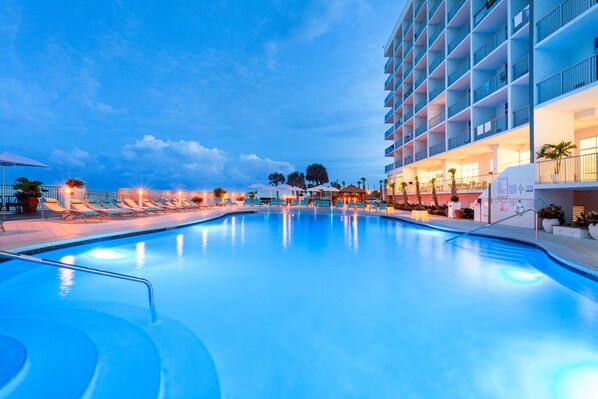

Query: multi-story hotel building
383 0 598 226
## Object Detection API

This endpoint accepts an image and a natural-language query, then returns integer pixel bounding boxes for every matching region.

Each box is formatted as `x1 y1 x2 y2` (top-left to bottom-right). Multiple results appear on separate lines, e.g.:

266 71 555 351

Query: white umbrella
248 183 269 189
0 151 50 212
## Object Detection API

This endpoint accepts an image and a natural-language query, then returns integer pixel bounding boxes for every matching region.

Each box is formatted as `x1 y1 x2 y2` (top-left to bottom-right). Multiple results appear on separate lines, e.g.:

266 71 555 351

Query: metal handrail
445 208 538 243
0 250 157 323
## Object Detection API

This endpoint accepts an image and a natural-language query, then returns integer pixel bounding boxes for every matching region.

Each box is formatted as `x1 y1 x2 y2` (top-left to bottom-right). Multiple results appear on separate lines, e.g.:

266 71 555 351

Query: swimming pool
1 212 597 398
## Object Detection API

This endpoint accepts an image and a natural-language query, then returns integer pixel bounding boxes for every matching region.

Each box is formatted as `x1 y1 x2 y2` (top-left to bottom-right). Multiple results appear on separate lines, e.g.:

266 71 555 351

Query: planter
541 218 560 233
17 195 40 213
553 226 591 239
589 224 598 240
455 210 465 219
448 201 461 218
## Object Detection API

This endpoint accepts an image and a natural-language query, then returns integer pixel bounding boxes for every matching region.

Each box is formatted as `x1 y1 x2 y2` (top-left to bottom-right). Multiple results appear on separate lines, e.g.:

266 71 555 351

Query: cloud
228 154 295 185
50 147 94 168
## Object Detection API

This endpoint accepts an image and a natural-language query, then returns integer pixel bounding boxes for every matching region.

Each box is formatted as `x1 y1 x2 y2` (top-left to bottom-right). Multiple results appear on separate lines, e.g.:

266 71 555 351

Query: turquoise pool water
1 212 598 398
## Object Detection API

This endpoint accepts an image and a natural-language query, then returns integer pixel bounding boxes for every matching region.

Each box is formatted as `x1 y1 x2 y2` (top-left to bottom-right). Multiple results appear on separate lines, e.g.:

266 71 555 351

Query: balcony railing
512 105 530 127
394 78 402 91
415 73 426 89
414 23 426 41
536 152 598 184
474 0 502 27
537 0 598 43
448 93 470 117
429 142 446 156
404 174 497 194
415 0 425 17
428 23 444 46
448 130 471 150
385 57 393 72
448 23 470 54
429 51 444 74
429 111 445 127
512 54 529 80
404 86 414 99
513 4 530 33
385 91 393 105
385 126 394 139
415 99 427 113
394 38 402 54
404 133 414 144
385 144 395 155
474 69 508 102
385 163 395 173
473 25 507 65
474 114 508 140
429 82 445 101
395 159 403 168
415 48 426 65
448 0 466 22
404 41 414 58
537 54 597 104
404 155 414 165
415 124 427 137
385 109 394 122
404 64 414 79
394 100 401 111
395 120 403 130
448 57 470 86
429 0 442 18
415 149 428 161
385 74 393 89
404 20 414 35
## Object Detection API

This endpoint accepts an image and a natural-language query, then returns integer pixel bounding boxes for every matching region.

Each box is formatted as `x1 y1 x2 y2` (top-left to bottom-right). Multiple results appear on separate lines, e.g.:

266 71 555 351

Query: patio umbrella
0 151 50 212
323 186 340 200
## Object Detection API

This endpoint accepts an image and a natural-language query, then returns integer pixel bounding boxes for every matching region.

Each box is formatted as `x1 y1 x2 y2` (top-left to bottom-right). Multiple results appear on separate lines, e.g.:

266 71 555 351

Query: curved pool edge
381 214 598 282
1 210 256 258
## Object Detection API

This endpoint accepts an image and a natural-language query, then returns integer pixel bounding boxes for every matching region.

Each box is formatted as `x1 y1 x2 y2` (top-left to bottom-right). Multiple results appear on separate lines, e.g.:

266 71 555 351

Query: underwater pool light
500 268 544 284
87 249 130 261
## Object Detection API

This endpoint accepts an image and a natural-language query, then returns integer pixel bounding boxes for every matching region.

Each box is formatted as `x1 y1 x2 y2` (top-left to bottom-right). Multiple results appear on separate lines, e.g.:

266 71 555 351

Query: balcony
404 20 414 35
404 133 414 145
404 41 414 58
537 0 598 43
448 130 471 150
512 105 530 127
385 126 394 139
385 163 395 173
474 114 508 141
385 91 393 105
394 38 402 54
404 155 414 165
404 64 414 79
385 74 393 89
428 23 444 46
385 57 393 72
513 4 530 33
394 78 402 91
394 100 401 111
415 0 425 17
415 124 427 137
448 23 470 54
415 99 427 113
405 109 414 121
448 57 470 86
429 142 446 156
415 149 428 161
429 82 445 101
429 51 444 74
537 54 597 104
414 48 426 65
404 173 496 193
474 69 507 102
429 0 442 19
512 55 529 80
429 111 445 127
448 93 470 117
448 0 466 22
414 24 426 42
385 109 394 123
536 152 597 184
395 120 403 130
404 86 414 99
385 144 395 156
415 74 427 89
473 25 507 65
474 0 502 27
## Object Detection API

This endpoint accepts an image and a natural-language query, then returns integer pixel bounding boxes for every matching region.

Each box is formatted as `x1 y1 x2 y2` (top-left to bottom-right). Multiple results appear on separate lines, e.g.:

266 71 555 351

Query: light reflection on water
57 255 76 297
176 234 184 265
135 242 145 270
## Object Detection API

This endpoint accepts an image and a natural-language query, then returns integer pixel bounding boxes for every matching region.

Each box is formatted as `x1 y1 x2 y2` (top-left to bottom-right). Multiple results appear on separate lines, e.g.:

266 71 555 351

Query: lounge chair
114 199 149 216
170 198 193 210
300 199 308 207
347 201 355 209
370 202 378 211
290 199 299 206
313 200 321 207
42 198 95 221
100 199 138 216
322 200 330 207
253 198 261 206
243 198 252 206
153 199 180 212
214 198 225 206
0 221 5 233
182 198 207 209
356 202 365 210
335 201 344 209
84 199 127 217
226 198 237 206
379 203 388 212
69 200 104 221
270 198 278 206
139 199 166 214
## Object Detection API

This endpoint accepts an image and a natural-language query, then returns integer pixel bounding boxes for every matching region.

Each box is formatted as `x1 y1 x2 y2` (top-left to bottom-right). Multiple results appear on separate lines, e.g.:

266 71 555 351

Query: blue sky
0 0 405 192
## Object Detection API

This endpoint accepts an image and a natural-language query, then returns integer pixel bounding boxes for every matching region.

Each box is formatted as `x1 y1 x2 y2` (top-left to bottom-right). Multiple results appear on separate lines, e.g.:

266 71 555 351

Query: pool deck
0 206 596 276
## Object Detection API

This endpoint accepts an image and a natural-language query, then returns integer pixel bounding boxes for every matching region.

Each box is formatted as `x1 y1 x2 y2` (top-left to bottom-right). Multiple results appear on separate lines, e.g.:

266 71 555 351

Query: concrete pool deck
0 206 596 277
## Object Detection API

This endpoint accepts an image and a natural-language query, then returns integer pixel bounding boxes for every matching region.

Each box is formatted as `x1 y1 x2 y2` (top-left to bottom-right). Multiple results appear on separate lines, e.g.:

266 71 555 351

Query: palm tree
389 182 396 204
431 178 439 207
287 171 306 189
415 176 422 207
306 164 329 186
536 141 577 175
268 172 285 199
401 182 409 205
379 179 383 199
341 181 345 188
447 168 459 202
361 177 366 191
383 178 388 201
357 181 361 189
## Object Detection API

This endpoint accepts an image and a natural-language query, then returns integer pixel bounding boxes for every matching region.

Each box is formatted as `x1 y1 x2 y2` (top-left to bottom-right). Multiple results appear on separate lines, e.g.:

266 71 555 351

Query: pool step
455 239 536 265
0 335 26 390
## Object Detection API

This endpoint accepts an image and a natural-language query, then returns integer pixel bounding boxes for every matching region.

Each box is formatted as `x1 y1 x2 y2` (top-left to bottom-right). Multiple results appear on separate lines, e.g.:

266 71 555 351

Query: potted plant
65 178 86 199
447 168 461 218
536 141 577 183
587 211 598 240
537 203 565 233
13 177 48 213
454 209 465 219
191 195 203 205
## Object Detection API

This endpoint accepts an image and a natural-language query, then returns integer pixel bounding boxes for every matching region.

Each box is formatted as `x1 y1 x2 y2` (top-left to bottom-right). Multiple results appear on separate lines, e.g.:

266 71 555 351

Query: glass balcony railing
385 91 393 104
394 100 401 111
415 124 427 137
537 0 597 43
429 82 445 101
414 24 426 41
415 99 427 113
448 130 471 150
513 4 530 33
429 110 445 127
512 55 529 80
448 0 466 22
415 0 425 16
512 105 530 127
474 0 502 27
394 78 402 91
385 109 394 122
415 74 426 89
473 25 507 65
395 120 403 130
429 142 446 156
536 152 597 184
448 93 470 117
404 134 414 145
394 38 402 54
385 163 395 173
385 126 394 139
385 144 395 155
415 149 428 161
403 64 413 79
474 114 508 141
404 109 414 121
405 174 497 193
474 69 507 102
404 155 414 165
429 51 444 74
385 57 393 71
414 48 426 65
385 74 393 88
448 57 470 86
404 20 414 35
537 54 597 104
448 23 470 54
395 159 403 168
429 0 442 19
428 23 444 46
404 86 414 99
403 41 414 58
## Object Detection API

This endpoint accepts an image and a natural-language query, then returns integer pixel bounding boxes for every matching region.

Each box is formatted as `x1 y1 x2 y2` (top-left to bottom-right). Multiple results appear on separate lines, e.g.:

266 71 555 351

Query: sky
0 0 405 192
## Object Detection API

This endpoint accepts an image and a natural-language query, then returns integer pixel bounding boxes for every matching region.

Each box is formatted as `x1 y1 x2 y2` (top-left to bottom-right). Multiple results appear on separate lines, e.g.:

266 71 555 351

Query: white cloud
50 147 93 168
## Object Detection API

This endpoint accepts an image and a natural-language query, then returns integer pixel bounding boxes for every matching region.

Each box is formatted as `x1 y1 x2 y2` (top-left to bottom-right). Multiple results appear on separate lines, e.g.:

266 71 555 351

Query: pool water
1 212 598 398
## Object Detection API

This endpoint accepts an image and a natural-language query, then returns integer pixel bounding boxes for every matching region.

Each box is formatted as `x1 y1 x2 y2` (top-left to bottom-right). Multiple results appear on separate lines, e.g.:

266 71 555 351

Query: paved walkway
1 206 596 277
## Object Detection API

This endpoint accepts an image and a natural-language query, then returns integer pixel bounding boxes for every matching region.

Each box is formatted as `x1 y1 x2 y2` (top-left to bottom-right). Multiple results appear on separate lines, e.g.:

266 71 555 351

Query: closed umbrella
0 151 49 212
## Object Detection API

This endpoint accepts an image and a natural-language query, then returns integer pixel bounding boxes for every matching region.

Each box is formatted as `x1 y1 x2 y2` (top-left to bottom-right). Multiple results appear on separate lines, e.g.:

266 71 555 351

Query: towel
484 121 492 132
477 125 484 136
514 11 523 27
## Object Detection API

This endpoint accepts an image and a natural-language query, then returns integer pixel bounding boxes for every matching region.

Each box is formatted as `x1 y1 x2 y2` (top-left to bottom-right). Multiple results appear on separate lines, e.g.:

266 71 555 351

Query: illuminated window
489 159 494 173
519 151 530 164
580 136 598 155
580 136 598 180
458 162 479 180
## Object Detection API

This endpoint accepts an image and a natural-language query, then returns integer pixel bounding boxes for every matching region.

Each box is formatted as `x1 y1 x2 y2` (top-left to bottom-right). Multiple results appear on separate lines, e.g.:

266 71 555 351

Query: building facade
383 0 598 225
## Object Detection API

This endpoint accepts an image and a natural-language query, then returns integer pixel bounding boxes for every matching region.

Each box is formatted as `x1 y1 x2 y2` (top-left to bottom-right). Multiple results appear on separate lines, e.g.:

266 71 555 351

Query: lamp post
138 190 143 207
64 187 72 209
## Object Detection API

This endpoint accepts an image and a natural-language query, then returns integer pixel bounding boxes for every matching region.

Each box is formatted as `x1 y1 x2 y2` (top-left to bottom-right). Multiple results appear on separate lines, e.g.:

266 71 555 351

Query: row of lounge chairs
240 198 388 211
41 197 210 222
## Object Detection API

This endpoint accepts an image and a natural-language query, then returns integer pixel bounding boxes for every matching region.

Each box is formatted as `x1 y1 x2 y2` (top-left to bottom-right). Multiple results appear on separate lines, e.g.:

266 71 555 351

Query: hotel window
580 136 598 180
459 162 479 180
519 151 530 165
489 159 494 173
580 136 598 155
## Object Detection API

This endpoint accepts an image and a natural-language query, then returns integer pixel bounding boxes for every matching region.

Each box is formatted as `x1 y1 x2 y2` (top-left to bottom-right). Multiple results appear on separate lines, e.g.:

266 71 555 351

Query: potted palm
14 177 48 213
537 203 565 233
587 211 598 240
447 168 461 218
536 141 576 183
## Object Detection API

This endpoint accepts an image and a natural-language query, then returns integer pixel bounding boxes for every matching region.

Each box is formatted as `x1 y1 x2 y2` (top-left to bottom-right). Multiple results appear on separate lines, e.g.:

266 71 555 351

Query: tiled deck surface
1 207 596 276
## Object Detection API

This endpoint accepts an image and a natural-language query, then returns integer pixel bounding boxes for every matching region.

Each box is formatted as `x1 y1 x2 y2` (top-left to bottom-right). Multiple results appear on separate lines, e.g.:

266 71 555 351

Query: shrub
586 211 598 227
213 187 226 199
191 196 203 204
462 208 474 219
537 204 565 225
65 178 85 188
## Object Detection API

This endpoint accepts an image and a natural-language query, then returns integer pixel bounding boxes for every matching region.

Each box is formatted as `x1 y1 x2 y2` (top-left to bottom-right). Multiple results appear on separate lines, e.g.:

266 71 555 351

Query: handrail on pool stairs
445 204 538 243
0 249 157 323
